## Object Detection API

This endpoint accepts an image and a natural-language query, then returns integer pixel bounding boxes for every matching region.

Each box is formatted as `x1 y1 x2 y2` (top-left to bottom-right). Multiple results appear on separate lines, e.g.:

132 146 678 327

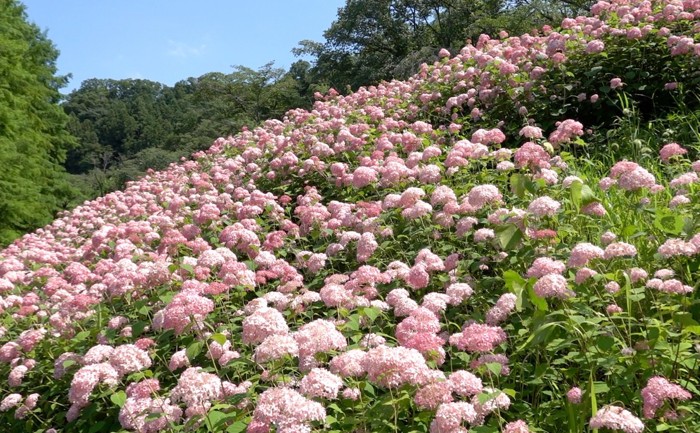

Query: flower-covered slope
1 1 700 432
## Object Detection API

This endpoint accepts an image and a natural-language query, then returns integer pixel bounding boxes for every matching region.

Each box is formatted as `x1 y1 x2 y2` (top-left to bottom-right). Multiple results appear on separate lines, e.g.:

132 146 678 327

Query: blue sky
21 1 346 93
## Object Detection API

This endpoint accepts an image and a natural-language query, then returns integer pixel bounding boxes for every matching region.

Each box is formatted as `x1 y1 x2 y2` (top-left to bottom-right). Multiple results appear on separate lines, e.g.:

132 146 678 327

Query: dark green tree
0 0 76 245
62 64 313 200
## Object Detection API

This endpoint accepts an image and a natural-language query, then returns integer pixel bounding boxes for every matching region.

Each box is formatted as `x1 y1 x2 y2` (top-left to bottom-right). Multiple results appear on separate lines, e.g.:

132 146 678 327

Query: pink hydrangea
519 125 543 139
526 257 565 278
430 402 478 433
152 290 214 335
467 185 502 209
605 281 620 294
110 344 152 377
589 406 644 433
299 368 344 399
503 420 531 433
628 268 648 284
514 142 550 169
341 387 361 400
448 370 483 396
485 293 517 325
472 388 511 422
0 394 22 412
610 77 624 89
528 196 561 217
446 283 473 305
533 274 575 299
659 143 687 162
242 307 289 345
474 228 495 243
251 387 325 432
8 365 28 387
657 238 696 258
118 396 182 433
351 166 378 188
548 119 584 146
575 267 598 284
449 323 507 352
567 386 583 404
254 334 299 363
414 381 453 410
362 346 432 388
294 319 347 363
607 304 623 314
568 243 605 267
329 349 367 378
604 242 637 259
125 379 160 399
641 376 692 419
168 349 190 372
69 363 120 407
170 367 223 416
405 264 431 289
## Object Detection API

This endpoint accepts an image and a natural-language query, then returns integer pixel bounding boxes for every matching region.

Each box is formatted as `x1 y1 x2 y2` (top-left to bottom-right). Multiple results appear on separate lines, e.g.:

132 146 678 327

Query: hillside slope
1 0 700 432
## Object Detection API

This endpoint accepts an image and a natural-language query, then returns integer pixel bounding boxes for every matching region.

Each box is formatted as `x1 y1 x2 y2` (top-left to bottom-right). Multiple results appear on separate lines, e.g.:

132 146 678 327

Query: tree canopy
296 0 594 91
0 0 76 244
61 63 315 199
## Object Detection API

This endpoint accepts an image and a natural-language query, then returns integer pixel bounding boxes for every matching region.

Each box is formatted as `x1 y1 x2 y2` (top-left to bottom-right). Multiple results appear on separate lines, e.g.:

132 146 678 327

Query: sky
21 1 346 93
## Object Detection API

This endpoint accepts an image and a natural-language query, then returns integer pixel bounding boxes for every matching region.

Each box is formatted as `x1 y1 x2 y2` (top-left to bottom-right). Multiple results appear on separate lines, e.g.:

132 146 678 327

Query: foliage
0 0 77 245
62 63 313 200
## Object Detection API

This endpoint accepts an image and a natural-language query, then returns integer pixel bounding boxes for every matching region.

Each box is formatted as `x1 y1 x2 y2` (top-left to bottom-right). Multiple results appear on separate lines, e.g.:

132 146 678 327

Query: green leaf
131 321 148 337
593 382 609 394
180 263 195 275
596 335 615 351
345 314 361 332
528 286 549 311
110 390 127 408
580 184 598 206
485 362 503 375
211 333 228 345
207 410 228 428
510 174 527 198
653 209 685 235
673 312 698 327
683 325 700 335
327 403 345 415
88 422 107 433
226 421 247 433
74 330 91 342
186 341 204 361
362 307 380 323
472 427 500 433
503 270 526 290
570 181 582 208
495 224 523 250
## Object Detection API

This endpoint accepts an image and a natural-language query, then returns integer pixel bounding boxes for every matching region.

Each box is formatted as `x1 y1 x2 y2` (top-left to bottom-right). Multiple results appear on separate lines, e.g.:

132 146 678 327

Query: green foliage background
0 0 76 245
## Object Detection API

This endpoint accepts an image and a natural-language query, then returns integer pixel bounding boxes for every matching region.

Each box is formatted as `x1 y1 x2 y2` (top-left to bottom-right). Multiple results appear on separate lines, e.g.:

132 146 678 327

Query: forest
0 0 590 245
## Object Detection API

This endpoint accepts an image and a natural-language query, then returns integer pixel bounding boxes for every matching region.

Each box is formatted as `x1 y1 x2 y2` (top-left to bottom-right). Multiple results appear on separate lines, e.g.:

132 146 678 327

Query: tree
296 0 590 91
0 0 77 245
61 63 312 201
